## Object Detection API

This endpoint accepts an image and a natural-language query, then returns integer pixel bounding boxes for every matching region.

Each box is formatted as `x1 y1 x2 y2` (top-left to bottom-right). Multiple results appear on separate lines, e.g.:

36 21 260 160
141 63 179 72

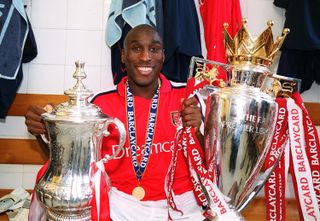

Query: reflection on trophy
192 19 290 217
35 61 126 220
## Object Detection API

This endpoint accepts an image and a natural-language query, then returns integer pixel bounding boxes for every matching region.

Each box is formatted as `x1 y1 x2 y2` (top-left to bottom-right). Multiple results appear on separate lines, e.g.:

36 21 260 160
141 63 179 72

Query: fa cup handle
40 134 50 144
39 104 54 145
102 117 126 163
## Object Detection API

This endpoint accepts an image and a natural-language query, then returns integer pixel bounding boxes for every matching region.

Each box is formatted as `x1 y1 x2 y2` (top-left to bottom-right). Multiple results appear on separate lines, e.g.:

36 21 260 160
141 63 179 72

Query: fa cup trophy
35 61 126 220
191 19 290 219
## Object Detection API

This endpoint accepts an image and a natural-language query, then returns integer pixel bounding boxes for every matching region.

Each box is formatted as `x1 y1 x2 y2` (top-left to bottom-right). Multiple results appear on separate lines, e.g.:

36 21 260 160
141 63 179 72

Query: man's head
121 24 165 94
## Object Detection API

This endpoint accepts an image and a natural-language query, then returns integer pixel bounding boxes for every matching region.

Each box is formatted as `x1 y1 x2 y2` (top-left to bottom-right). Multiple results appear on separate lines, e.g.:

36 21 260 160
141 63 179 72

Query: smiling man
120 24 165 99
92 24 204 220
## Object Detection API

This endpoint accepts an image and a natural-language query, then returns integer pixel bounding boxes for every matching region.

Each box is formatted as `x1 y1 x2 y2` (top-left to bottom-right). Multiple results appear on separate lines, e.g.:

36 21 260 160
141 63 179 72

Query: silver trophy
35 61 126 220
190 19 290 218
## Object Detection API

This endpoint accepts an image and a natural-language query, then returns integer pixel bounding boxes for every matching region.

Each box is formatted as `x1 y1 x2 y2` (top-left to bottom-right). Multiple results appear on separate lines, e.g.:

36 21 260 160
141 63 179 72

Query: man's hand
180 96 202 133
25 104 53 158
180 96 205 151
25 105 48 135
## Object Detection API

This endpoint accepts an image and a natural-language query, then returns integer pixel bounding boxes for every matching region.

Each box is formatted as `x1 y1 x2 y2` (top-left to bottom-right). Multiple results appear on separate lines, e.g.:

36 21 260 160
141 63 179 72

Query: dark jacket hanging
274 0 320 93
161 0 202 82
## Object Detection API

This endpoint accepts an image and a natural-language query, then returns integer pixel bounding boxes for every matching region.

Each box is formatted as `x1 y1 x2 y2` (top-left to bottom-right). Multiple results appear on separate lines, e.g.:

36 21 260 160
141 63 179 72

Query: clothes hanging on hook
0 0 37 118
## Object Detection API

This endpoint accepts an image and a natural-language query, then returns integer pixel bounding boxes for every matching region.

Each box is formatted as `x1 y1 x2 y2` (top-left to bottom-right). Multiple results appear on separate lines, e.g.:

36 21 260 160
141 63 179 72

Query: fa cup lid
42 60 107 122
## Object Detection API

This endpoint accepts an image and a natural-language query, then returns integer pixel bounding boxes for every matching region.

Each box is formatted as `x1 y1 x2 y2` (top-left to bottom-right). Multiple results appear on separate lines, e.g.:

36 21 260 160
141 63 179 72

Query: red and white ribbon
166 77 242 220
90 160 111 221
166 126 241 220
28 161 49 221
264 98 289 221
287 97 320 220
291 93 320 209
259 93 320 221
28 160 111 221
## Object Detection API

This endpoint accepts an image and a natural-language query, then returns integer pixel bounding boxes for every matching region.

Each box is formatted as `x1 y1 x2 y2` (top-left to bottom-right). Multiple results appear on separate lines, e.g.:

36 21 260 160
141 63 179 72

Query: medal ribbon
126 82 159 183
264 98 289 221
287 97 320 220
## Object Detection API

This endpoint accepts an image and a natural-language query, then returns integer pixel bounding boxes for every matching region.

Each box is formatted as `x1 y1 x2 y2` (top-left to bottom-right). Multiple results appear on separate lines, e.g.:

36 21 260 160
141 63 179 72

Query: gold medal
132 186 145 200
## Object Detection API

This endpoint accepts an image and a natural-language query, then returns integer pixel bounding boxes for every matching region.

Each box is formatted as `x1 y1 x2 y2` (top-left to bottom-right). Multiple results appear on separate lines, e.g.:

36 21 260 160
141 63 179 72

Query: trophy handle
102 117 126 163
188 56 230 80
40 134 50 144
40 105 54 145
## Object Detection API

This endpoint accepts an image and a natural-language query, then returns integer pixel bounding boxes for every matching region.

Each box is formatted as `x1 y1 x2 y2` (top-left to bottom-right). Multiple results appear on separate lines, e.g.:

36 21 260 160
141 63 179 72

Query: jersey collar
117 73 172 97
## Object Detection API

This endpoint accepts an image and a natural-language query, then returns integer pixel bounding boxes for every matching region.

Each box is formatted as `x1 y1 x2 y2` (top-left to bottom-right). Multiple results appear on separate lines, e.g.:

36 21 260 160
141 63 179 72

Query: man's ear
162 50 165 63
121 49 125 63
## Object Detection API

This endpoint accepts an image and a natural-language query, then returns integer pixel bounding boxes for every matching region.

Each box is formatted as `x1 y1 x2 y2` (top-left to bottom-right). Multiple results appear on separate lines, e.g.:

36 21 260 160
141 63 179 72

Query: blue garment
0 0 37 118
274 0 320 92
161 0 202 82
274 0 320 50
0 0 28 79
105 0 157 47
277 50 320 93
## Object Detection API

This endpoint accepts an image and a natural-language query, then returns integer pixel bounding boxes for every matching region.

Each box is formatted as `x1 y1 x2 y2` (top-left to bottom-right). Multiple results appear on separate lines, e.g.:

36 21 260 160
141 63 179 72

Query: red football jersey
92 74 194 201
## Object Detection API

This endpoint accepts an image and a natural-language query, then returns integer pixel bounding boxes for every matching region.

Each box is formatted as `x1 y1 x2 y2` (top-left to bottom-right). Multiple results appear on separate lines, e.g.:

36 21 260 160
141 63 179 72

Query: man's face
122 28 165 88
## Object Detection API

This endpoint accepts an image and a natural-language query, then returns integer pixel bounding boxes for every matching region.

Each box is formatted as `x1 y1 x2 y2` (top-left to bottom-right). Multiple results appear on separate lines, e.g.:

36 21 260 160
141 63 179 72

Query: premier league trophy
190 19 290 219
35 61 126 220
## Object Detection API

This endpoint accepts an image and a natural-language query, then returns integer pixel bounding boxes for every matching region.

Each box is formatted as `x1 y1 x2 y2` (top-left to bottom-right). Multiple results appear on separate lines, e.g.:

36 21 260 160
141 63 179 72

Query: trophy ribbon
264 144 290 221
291 92 320 207
287 96 320 220
166 75 243 220
28 148 113 221
166 126 242 220
90 160 111 221
165 128 185 217
264 98 289 221
182 127 242 220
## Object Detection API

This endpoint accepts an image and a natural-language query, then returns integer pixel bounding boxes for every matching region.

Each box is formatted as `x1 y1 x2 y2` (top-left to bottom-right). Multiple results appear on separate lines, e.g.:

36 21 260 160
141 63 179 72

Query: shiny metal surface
229 64 271 88
223 19 289 68
36 61 126 220
36 120 103 221
193 18 290 219
204 66 278 211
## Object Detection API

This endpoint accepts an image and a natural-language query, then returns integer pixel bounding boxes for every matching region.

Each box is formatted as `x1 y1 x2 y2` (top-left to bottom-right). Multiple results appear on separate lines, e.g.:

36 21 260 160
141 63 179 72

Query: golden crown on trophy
223 18 290 68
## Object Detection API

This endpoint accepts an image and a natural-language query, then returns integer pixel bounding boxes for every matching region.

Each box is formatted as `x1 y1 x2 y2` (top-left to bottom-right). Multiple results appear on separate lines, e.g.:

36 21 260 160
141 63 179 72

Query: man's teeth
138 67 152 71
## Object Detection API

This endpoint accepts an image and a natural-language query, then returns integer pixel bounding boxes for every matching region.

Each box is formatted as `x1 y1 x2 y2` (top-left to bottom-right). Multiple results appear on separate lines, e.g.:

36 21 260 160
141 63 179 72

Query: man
25 24 205 220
